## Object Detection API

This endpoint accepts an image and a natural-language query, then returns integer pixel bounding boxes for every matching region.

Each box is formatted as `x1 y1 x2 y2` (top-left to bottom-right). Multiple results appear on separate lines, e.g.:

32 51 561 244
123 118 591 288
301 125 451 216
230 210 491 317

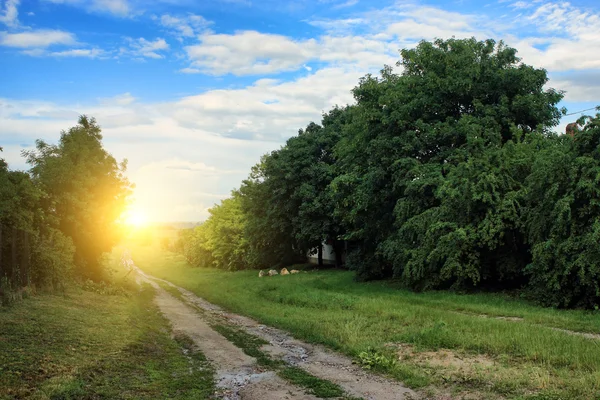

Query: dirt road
135 267 415 400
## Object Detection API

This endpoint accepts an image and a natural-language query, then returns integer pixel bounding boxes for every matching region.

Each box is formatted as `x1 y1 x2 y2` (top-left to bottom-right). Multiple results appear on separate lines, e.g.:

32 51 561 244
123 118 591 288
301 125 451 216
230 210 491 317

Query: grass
278 367 345 398
209 322 352 398
0 283 215 399
211 323 284 369
129 240 600 399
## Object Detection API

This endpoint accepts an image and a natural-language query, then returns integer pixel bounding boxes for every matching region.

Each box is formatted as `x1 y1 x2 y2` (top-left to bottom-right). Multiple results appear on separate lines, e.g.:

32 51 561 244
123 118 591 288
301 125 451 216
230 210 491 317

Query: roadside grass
0 283 215 400
209 322 354 398
130 242 600 399
211 323 284 369
278 367 345 398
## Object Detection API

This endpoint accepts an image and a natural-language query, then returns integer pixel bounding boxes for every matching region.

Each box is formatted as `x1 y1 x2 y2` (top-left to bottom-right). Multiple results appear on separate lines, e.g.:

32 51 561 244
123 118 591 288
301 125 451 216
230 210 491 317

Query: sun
125 209 148 228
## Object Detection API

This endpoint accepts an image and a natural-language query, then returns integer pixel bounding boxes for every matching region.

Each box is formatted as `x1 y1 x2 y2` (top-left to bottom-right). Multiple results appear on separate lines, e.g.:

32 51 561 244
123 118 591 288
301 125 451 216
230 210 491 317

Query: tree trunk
0 225 3 279
21 231 29 287
318 243 323 267
10 227 17 283
334 240 344 268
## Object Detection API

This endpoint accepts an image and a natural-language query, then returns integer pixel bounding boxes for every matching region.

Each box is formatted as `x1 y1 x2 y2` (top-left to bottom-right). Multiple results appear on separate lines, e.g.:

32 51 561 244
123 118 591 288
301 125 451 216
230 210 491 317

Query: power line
564 107 598 117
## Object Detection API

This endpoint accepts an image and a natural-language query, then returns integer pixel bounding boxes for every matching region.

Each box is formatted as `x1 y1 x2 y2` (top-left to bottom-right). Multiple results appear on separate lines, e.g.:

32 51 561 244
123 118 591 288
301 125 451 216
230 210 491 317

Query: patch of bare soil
135 269 318 400
392 344 495 370
140 270 416 400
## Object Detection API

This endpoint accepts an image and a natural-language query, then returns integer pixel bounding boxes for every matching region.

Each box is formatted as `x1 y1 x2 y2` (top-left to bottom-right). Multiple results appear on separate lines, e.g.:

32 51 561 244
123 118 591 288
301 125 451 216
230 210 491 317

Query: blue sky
1 0 599 222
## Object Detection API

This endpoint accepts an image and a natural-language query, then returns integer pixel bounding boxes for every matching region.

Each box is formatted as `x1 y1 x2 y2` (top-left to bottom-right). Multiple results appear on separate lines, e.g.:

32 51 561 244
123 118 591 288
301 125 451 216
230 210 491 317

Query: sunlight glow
125 209 149 227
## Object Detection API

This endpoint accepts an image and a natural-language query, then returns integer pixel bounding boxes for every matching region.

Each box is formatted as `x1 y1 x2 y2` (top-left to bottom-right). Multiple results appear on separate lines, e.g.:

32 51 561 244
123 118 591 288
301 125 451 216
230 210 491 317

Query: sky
1 0 599 222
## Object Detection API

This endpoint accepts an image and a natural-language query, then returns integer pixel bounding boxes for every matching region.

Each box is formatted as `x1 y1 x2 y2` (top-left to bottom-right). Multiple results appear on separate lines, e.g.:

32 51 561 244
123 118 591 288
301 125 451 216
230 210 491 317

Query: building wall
307 243 336 264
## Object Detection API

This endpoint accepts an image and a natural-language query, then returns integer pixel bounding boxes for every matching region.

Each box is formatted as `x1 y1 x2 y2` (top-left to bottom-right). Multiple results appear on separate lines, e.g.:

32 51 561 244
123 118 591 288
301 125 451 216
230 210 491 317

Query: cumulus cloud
0 61 364 220
0 29 76 48
514 2 600 71
43 0 130 17
179 67 202 74
157 13 212 39
0 0 19 27
184 31 315 75
121 37 169 59
99 92 136 106
550 70 600 102
182 29 398 76
333 0 358 9
20 47 104 58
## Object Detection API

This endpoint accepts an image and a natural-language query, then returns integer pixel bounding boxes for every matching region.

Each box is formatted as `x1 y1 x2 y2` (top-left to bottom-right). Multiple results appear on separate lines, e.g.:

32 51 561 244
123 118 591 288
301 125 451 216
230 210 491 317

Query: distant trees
1 116 131 301
174 37 599 308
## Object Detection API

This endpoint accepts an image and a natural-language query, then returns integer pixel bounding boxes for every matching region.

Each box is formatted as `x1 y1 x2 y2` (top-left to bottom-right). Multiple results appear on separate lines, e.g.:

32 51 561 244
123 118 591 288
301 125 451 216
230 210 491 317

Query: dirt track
135 267 415 400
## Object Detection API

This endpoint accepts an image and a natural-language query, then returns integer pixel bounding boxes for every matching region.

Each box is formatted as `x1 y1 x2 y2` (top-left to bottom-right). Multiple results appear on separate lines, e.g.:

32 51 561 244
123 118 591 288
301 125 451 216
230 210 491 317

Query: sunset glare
124 209 148 228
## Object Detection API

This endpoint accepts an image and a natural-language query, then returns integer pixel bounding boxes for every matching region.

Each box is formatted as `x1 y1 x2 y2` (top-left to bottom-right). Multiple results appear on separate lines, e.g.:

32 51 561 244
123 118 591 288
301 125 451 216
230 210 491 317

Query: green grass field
0 282 214 400
131 241 600 400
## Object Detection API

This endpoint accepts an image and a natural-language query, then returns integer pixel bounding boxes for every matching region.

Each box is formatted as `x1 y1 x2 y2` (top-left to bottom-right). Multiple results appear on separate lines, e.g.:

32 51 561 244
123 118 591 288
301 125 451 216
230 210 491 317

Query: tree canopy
173 37 598 308
1 116 132 297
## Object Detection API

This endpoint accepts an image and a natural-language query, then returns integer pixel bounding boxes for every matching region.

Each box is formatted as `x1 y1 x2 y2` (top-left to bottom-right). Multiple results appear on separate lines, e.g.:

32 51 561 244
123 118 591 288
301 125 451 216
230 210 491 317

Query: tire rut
141 269 416 400
135 268 319 400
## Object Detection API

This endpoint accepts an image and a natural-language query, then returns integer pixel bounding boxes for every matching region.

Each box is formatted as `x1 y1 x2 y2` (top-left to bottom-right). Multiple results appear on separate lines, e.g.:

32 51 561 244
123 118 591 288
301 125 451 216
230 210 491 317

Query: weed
355 347 397 370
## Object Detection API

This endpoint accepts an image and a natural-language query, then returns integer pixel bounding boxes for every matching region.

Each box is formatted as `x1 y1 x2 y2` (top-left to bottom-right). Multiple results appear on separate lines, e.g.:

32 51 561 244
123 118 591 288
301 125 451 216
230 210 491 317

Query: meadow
132 241 600 400
0 251 214 400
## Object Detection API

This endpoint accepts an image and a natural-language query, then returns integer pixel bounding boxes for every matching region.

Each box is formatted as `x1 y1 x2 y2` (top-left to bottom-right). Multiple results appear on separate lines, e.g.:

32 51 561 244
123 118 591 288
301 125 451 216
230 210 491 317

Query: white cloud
157 13 212 39
0 62 365 220
51 48 104 57
0 0 19 27
179 67 202 74
514 2 600 71
185 31 315 75
0 29 76 48
99 92 136 106
333 0 358 9
183 29 398 76
43 0 130 17
21 47 105 58
550 70 600 102
121 37 169 59
510 1 533 9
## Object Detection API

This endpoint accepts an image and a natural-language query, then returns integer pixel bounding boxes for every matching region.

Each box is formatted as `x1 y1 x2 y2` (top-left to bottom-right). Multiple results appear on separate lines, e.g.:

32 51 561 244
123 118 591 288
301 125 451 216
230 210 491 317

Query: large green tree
24 116 132 281
1 148 74 290
332 38 563 284
525 111 600 308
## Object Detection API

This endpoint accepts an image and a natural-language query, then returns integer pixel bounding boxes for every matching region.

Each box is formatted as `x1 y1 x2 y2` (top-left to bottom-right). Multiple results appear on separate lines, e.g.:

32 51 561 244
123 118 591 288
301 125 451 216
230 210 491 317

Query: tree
203 193 249 271
23 116 132 281
238 158 303 268
1 148 74 291
524 110 600 308
332 38 563 284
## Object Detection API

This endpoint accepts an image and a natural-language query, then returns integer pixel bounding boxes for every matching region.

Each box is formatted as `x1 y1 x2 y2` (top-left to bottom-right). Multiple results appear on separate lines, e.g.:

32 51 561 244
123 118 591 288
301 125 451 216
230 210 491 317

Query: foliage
524 112 600 308
355 347 397 370
178 194 249 270
2 116 132 302
23 115 132 281
176 37 599 309
238 158 305 268
1 148 75 297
